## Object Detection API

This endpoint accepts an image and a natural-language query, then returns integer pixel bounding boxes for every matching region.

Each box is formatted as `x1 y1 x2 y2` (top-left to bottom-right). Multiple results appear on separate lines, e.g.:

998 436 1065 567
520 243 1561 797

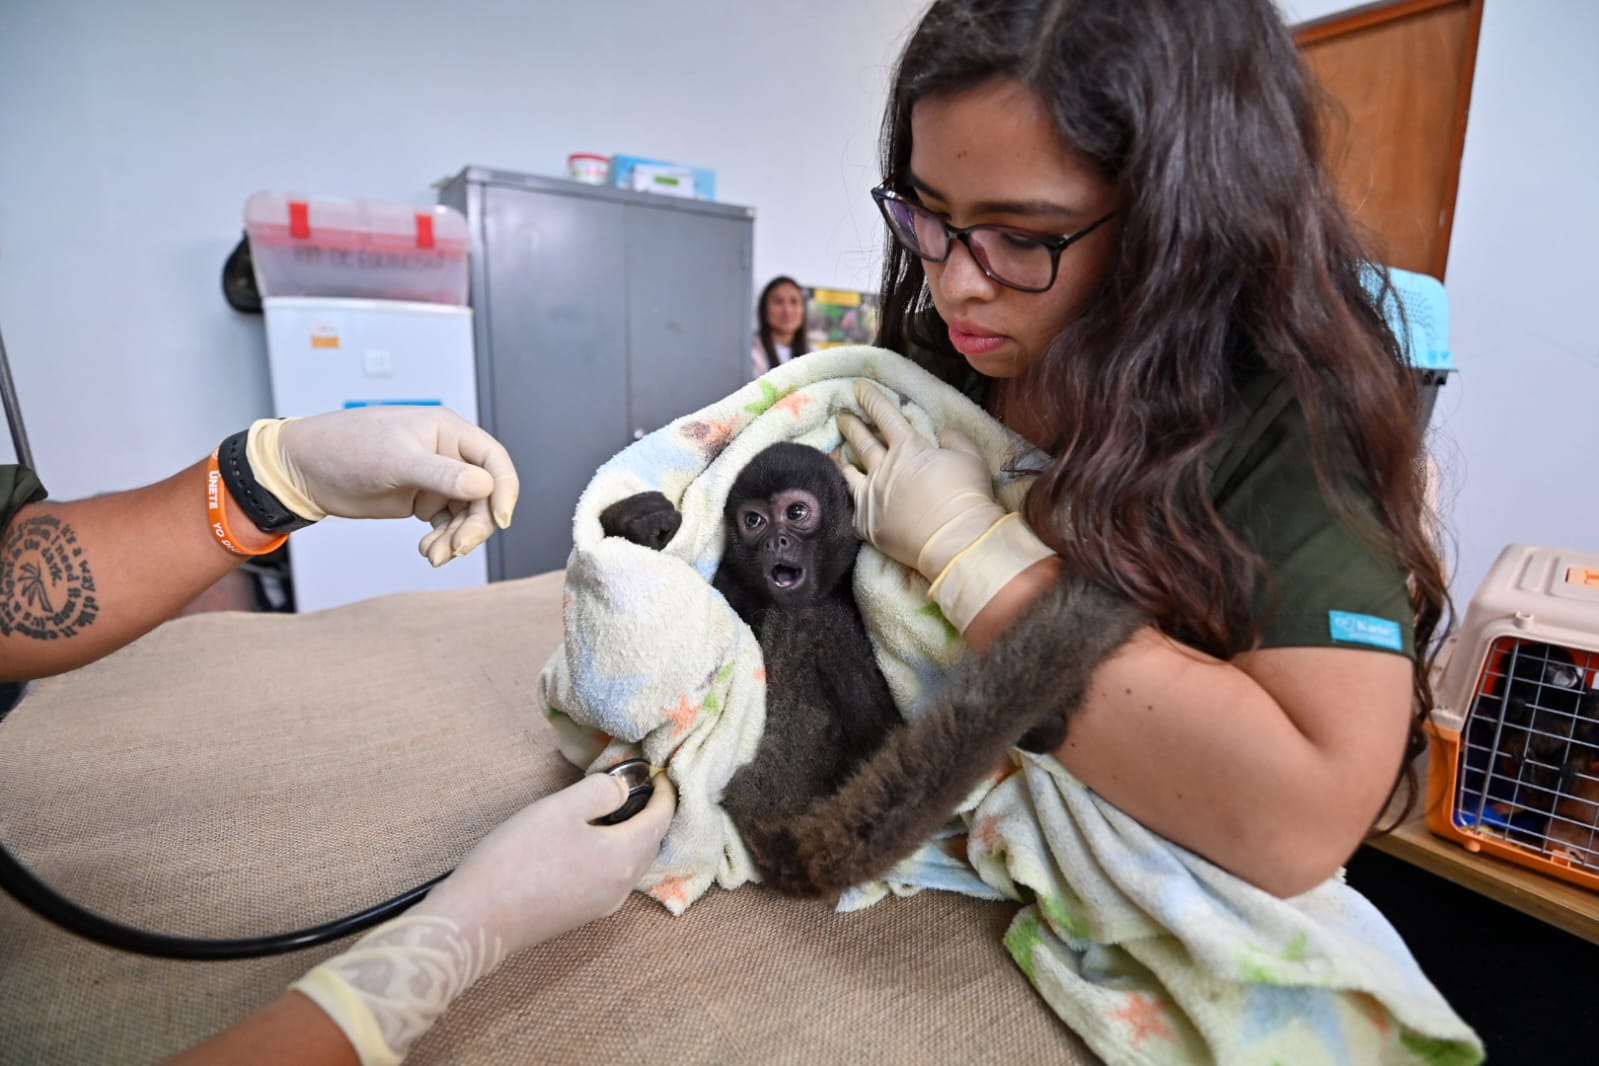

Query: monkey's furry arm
742 577 1146 896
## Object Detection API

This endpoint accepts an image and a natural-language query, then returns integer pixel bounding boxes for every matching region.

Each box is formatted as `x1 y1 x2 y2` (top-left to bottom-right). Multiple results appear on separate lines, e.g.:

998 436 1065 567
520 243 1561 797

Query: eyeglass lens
881 197 1056 291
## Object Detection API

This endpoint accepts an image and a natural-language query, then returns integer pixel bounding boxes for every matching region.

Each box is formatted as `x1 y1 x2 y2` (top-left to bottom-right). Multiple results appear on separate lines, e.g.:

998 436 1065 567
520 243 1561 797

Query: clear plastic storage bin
245 192 469 305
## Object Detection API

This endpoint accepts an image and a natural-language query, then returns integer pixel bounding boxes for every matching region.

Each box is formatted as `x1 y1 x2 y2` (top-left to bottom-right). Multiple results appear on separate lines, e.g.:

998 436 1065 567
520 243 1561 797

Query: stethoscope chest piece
591 758 654 826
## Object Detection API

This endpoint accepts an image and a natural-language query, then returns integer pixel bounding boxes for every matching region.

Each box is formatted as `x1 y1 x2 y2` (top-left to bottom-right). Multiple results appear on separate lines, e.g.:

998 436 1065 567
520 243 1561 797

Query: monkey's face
733 488 829 607
722 442 859 608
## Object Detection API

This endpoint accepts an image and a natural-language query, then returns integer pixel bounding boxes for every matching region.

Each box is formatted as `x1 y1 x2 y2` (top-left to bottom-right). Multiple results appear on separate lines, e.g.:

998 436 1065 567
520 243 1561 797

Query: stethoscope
0 758 653 959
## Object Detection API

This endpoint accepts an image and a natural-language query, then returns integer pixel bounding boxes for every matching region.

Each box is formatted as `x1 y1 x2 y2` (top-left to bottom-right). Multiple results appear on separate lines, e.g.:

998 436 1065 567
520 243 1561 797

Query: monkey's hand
599 491 682 550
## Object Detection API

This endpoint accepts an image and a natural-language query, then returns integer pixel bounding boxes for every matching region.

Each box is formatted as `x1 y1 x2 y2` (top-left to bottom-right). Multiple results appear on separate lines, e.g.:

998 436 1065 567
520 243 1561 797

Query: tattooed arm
1 406 520 683
0 460 275 682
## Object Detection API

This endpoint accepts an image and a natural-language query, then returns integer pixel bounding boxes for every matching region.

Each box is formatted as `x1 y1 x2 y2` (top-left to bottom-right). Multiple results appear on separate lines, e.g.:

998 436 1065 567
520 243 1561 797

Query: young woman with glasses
836 0 1449 898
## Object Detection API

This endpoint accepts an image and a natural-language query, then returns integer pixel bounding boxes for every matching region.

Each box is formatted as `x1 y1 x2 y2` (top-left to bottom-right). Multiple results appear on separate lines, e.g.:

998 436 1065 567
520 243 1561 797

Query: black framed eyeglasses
872 182 1114 294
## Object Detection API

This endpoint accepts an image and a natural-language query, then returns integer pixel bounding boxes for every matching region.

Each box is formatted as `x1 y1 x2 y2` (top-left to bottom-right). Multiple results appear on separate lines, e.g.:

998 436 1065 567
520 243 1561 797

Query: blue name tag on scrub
1327 610 1403 651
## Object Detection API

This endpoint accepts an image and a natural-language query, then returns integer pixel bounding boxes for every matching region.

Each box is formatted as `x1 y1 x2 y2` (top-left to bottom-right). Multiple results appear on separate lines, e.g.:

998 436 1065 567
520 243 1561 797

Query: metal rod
0 320 35 471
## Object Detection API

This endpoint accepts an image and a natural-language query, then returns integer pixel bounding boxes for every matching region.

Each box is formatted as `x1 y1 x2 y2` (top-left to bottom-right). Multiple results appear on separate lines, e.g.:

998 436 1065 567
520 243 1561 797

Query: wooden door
1295 0 1484 279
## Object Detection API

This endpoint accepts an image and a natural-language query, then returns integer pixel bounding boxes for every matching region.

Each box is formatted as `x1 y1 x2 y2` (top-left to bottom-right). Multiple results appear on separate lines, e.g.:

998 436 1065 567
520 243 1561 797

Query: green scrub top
900 340 1415 658
0 465 47 537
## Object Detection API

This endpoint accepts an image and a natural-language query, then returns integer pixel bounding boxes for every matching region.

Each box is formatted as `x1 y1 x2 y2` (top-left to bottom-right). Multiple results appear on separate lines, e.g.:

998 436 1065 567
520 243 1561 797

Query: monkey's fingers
852 380 918 446
838 411 887 472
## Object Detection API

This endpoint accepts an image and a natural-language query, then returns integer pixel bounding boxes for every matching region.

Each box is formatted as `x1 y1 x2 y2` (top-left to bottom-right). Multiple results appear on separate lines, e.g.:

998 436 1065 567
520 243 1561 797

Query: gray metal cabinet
440 167 754 580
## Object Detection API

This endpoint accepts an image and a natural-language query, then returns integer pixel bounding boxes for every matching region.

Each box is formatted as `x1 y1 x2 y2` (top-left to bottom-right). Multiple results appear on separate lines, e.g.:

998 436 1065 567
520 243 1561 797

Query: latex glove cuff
245 417 327 522
927 513 1057 634
292 913 502 1066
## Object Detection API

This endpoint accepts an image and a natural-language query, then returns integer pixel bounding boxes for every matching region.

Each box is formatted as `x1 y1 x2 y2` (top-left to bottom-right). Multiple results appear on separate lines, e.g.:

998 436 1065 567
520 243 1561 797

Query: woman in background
750 275 810 377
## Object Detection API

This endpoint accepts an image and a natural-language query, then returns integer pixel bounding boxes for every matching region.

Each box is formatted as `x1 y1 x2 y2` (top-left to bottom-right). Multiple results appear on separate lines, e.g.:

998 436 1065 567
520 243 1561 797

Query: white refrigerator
262 296 488 612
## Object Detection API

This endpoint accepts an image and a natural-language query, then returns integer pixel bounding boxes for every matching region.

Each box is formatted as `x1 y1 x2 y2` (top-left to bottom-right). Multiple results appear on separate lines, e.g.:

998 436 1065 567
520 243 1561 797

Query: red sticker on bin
289 201 311 239
415 213 435 250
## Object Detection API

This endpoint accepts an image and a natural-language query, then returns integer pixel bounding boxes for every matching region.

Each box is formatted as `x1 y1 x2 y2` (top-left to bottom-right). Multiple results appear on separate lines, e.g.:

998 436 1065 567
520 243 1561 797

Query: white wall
4 0 1595 608
1284 0 1599 602
0 0 925 500
1432 0 1599 601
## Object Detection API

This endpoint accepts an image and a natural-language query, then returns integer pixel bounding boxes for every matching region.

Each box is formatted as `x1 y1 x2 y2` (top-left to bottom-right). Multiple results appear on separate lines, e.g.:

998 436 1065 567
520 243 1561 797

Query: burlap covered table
0 572 1098 1064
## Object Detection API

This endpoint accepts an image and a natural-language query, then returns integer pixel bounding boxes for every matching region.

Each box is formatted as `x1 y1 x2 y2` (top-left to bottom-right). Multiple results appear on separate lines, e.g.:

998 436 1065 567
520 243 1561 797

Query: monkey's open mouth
769 564 805 589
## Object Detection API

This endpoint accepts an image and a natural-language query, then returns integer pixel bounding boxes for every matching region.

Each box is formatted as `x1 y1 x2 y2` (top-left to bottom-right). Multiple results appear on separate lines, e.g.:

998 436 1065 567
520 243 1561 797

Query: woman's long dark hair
756 276 811 368
876 0 1450 823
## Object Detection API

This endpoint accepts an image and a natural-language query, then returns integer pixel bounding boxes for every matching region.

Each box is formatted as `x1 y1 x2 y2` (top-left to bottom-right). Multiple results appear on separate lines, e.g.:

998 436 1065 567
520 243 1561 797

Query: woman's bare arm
965 558 1412 897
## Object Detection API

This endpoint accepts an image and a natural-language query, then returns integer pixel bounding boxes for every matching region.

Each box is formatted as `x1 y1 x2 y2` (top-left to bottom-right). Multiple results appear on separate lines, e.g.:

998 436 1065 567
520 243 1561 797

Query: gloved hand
837 380 1056 633
246 406 521 566
293 770 675 1066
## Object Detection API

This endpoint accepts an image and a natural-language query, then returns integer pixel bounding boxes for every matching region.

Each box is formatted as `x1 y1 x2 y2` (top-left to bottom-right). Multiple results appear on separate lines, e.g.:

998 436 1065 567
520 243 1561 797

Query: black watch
216 429 315 534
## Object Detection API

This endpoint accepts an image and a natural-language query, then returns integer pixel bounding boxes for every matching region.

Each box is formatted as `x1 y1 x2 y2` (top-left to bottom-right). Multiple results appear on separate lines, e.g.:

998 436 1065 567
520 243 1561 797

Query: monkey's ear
599 491 682 551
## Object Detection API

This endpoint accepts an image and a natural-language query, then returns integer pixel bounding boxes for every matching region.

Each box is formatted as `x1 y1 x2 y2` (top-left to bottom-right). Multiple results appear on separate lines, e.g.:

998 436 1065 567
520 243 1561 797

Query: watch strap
217 428 315 533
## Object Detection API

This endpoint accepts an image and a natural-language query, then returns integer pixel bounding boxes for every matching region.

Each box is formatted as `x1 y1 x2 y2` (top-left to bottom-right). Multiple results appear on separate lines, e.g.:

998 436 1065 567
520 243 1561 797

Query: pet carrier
1427 544 1599 889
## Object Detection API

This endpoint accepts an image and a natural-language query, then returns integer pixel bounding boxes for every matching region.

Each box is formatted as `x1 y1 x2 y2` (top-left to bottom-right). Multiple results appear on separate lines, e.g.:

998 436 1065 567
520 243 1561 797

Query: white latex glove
246 406 521 566
837 380 1055 633
293 771 675 1066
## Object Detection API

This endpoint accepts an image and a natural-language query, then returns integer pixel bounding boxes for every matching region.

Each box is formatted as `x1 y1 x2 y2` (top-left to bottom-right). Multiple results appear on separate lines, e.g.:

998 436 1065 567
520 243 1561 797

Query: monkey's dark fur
601 444 901 856
599 441 1145 896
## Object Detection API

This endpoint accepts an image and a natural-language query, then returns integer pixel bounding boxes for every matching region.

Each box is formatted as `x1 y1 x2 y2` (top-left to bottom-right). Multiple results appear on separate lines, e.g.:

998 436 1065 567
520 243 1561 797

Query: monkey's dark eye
786 503 809 521
742 512 765 531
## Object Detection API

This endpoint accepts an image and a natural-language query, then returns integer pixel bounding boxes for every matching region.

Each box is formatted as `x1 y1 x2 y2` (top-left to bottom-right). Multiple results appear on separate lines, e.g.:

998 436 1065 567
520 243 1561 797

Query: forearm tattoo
0 515 100 641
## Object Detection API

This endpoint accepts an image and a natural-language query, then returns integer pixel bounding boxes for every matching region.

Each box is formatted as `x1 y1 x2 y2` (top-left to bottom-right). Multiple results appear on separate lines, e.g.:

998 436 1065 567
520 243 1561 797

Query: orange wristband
207 450 289 557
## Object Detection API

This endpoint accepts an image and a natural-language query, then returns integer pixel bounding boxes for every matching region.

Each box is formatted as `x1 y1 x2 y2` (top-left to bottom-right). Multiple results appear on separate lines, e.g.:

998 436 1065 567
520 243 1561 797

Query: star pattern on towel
681 415 739 460
743 379 788 416
772 391 814 417
665 691 701 739
699 662 737 714
648 874 694 909
1111 992 1174 1049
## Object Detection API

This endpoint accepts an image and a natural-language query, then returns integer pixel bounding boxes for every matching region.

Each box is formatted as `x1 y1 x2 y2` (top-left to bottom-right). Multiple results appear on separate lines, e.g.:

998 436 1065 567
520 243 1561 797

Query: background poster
805 287 880 349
